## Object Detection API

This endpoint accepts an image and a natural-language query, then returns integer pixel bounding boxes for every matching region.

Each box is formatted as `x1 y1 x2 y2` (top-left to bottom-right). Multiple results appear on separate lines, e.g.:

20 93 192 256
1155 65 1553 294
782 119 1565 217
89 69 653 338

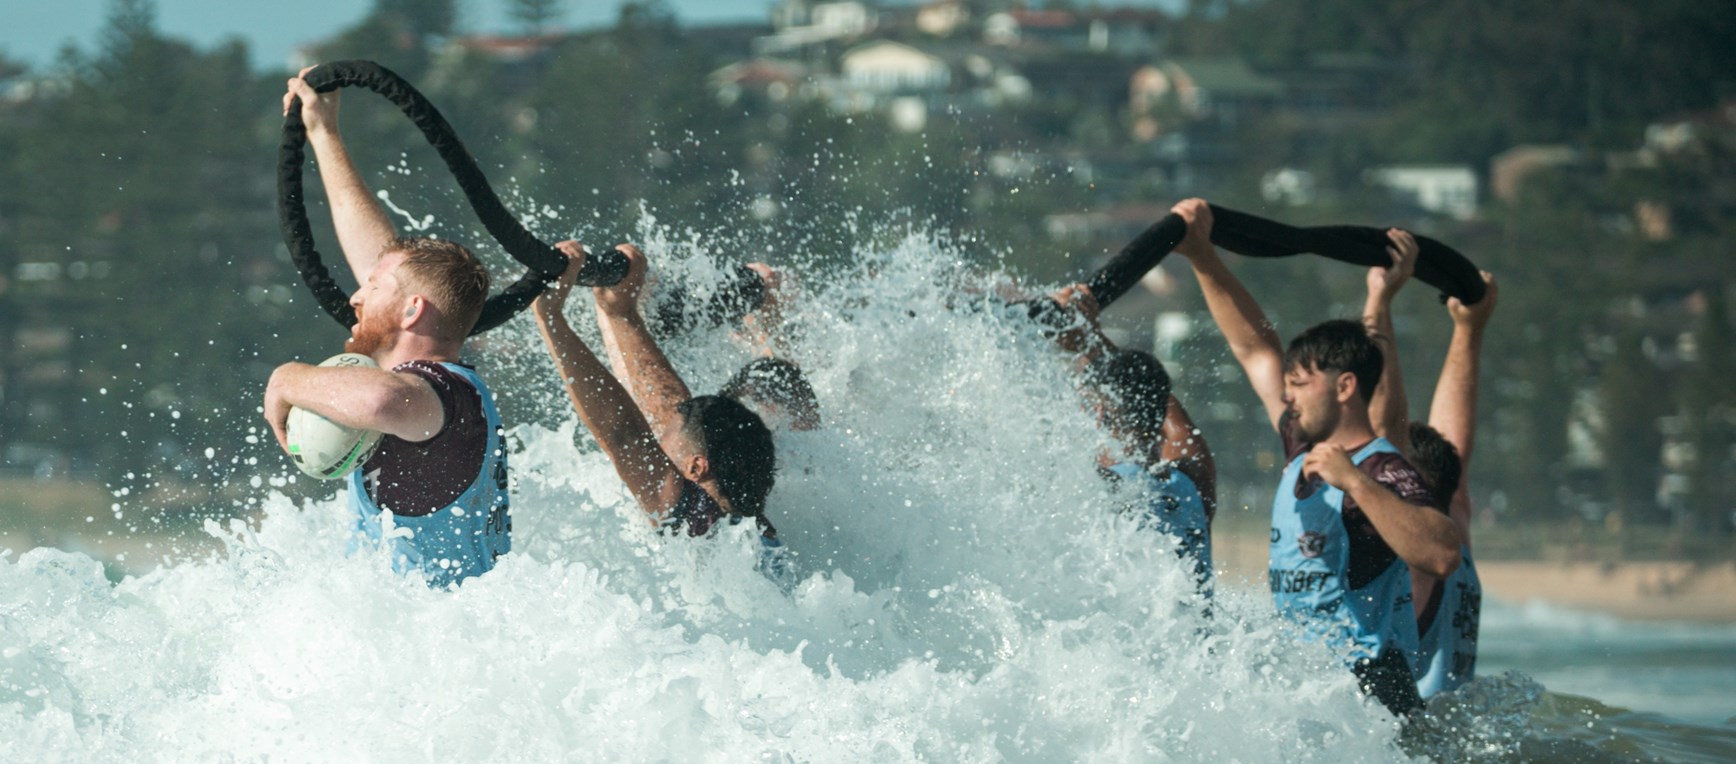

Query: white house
1365 165 1479 220
840 40 951 93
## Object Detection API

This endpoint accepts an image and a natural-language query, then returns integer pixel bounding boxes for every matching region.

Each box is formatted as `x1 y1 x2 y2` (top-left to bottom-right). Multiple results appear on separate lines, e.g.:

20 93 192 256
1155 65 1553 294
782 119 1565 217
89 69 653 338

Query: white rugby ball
286 353 385 480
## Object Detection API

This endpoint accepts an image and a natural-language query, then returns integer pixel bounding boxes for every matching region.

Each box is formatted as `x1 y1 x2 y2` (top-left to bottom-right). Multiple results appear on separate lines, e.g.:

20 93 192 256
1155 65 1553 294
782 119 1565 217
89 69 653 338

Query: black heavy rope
1025 204 1484 330
277 59 630 336
1080 204 1487 311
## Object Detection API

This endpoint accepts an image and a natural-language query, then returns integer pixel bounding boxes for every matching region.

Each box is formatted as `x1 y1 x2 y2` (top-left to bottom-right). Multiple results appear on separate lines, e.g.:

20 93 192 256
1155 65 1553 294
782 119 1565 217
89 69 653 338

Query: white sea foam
2 229 1444 761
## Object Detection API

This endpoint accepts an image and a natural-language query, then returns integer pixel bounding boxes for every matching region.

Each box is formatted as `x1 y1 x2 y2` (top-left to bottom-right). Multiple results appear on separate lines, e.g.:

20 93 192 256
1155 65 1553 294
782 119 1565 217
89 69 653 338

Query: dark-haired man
1365 266 1498 699
1172 198 1462 716
1051 285 1217 590
263 67 511 588
533 244 788 584
722 357 821 432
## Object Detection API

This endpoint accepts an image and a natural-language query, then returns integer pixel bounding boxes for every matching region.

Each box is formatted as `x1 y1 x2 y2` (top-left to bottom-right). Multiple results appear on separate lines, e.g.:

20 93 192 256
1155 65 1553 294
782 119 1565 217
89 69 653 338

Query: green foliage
1680 289 1736 535
507 0 564 35
1 0 1732 537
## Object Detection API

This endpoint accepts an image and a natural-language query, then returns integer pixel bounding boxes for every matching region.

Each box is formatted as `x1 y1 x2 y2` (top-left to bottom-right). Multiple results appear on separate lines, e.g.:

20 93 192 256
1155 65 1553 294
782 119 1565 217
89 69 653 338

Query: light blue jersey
756 531 796 591
1104 461 1213 587
1268 438 1418 663
1413 546 1481 698
348 363 511 587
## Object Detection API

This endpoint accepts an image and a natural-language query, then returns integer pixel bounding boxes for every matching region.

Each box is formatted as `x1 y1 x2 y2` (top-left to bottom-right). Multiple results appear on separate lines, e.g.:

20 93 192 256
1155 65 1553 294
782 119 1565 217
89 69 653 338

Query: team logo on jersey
1297 531 1327 558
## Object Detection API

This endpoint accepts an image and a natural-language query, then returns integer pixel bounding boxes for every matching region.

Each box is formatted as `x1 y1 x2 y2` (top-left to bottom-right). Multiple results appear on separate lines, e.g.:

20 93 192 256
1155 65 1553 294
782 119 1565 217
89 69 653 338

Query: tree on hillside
508 0 564 36
1681 288 1736 536
1599 326 1670 524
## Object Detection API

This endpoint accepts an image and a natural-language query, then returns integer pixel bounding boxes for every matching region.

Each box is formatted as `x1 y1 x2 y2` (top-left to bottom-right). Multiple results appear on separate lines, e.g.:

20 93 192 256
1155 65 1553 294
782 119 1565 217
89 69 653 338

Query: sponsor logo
1298 531 1327 558
1269 569 1334 594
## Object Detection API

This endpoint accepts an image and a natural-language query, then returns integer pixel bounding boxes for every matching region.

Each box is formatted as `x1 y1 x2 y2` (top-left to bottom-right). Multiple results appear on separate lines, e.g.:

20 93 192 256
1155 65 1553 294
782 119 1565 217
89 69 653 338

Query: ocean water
3 232 1733 762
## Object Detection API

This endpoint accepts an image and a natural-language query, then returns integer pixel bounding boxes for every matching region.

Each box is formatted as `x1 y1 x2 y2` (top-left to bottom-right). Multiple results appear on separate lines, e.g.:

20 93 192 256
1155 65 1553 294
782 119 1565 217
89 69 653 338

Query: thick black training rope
278 60 630 336
1026 204 1484 330
1080 204 1486 311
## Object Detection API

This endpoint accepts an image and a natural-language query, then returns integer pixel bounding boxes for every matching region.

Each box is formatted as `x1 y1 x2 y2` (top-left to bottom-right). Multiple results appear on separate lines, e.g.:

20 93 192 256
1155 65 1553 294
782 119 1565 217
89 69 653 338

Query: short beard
1295 405 1340 444
345 311 394 357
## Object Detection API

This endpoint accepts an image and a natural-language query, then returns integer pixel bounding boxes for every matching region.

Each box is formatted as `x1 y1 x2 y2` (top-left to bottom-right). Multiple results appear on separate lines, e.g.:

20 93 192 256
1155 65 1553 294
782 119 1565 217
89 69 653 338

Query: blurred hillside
1 0 1733 554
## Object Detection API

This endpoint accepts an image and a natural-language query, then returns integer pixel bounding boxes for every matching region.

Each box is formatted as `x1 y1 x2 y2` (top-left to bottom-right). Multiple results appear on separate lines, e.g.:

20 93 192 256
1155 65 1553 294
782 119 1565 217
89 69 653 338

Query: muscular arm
1161 395 1217 523
593 246 695 446
1362 230 1419 451
287 69 397 284
1429 271 1497 543
1177 225 1286 429
264 363 444 446
1342 473 1463 579
534 250 684 521
1309 444 1462 578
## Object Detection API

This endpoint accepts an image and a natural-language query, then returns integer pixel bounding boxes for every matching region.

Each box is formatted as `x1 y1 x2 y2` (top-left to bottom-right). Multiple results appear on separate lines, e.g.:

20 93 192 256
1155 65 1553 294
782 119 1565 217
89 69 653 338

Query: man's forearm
1429 324 1484 469
595 309 693 435
1362 294 1409 449
1345 475 1462 578
535 310 677 518
1185 249 1286 425
307 130 397 282
269 363 442 440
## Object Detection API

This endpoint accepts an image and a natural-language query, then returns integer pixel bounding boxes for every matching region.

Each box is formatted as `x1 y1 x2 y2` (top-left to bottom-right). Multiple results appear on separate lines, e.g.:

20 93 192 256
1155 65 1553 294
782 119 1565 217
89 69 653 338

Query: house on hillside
839 40 952 93
984 10 1081 48
1364 165 1479 220
760 0 878 55
1129 57 1283 136
711 58 810 107
916 0 970 37
984 8 1168 55
1490 144 1582 202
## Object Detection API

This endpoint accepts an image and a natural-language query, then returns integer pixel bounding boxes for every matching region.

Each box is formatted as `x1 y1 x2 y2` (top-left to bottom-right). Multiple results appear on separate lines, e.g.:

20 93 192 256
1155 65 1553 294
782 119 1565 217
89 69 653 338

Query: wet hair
676 394 777 518
1406 422 1462 512
1283 319 1383 402
390 236 489 340
1083 349 1172 436
720 358 821 430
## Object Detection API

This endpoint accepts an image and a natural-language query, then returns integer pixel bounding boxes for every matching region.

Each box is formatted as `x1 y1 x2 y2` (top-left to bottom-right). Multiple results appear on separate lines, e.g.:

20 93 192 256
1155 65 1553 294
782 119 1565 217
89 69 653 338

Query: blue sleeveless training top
1269 438 1418 662
1413 546 1481 698
1104 460 1213 586
348 363 511 587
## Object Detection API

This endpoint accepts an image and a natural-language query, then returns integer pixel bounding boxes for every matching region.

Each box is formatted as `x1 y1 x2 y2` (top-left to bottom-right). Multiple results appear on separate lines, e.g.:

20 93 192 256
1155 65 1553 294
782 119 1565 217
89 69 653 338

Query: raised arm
740 263 789 358
1161 395 1217 523
1172 199 1287 430
1048 282 1110 363
1362 229 1419 451
285 66 398 284
534 243 684 520
1430 271 1498 540
591 245 696 451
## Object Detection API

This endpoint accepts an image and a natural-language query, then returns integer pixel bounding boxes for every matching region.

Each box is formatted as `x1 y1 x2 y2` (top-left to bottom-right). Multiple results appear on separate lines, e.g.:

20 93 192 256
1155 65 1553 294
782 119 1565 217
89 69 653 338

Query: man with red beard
263 67 509 587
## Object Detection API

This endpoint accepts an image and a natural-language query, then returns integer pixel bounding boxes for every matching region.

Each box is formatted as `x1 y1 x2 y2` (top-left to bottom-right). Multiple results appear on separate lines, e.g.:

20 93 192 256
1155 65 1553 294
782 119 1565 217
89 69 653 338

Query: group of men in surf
264 63 1496 717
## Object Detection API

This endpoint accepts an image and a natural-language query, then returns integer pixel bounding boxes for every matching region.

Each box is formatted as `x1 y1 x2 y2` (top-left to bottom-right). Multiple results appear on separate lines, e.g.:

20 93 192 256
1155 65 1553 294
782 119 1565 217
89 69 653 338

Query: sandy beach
1213 531 1736 624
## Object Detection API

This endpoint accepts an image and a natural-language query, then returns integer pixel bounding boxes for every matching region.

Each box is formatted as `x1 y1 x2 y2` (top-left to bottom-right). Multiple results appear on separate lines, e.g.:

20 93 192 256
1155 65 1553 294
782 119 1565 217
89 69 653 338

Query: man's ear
685 454 711 482
1335 371 1358 404
400 295 425 328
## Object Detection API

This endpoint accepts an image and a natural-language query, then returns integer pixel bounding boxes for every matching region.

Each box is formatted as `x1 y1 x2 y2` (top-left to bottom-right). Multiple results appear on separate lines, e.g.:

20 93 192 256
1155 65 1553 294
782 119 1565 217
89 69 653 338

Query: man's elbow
1417 544 1462 579
358 382 439 440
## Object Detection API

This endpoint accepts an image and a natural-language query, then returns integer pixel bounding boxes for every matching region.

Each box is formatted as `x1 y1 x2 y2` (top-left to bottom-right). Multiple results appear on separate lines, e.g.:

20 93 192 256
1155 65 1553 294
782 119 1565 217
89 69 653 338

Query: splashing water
2 219 1730 762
